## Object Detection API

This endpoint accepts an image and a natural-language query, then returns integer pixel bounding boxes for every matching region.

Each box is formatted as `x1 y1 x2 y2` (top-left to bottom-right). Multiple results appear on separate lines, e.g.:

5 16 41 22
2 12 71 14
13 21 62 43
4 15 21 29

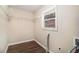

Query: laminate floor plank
7 41 46 53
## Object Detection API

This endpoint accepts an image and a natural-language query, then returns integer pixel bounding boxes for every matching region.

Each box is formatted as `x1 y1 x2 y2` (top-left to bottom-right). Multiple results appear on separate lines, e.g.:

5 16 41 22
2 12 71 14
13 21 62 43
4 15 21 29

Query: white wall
0 6 8 52
8 7 35 44
34 5 79 53
1 5 78 53
76 7 79 36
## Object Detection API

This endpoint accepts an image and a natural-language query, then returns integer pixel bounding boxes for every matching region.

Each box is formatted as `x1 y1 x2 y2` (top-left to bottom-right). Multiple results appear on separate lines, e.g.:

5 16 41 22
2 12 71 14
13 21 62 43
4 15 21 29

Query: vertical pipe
46 33 50 53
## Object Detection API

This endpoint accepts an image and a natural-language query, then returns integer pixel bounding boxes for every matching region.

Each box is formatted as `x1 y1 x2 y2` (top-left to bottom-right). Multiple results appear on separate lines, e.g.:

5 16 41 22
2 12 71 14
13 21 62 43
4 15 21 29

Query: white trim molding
34 39 53 53
8 39 34 46
6 39 53 53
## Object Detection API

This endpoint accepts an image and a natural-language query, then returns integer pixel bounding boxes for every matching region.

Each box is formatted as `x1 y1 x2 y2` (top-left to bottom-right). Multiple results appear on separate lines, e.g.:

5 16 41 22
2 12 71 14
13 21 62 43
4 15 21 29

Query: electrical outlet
59 48 61 50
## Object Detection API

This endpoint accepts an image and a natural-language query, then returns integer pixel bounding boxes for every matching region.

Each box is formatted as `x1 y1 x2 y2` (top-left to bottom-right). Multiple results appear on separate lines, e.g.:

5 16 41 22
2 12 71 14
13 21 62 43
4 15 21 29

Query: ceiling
9 5 43 13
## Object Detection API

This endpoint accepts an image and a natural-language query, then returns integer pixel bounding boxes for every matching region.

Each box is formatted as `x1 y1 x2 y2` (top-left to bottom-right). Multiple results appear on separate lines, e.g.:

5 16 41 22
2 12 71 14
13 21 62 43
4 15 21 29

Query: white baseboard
34 39 47 50
34 39 53 53
5 45 9 53
7 39 53 53
8 39 34 46
5 39 34 53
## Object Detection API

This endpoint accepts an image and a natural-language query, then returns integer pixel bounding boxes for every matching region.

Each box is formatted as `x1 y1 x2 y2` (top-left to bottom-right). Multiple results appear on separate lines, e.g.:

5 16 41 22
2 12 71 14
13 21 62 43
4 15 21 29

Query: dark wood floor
7 41 46 53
